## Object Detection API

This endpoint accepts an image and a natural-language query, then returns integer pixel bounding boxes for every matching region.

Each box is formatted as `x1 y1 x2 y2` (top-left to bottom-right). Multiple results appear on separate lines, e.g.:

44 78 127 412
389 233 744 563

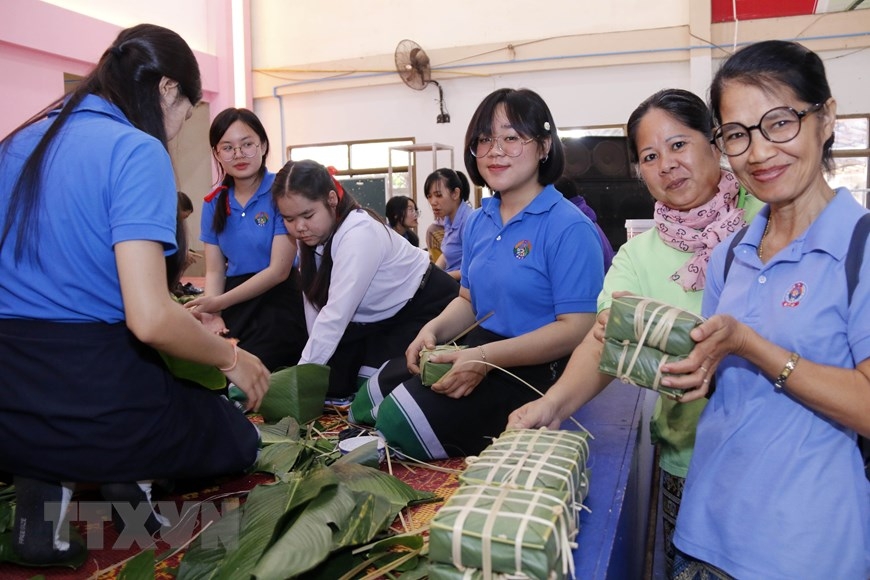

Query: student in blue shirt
663 40 870 579
0 25 268 566
424 167 472 280
186 108 307 371
350 88 605 459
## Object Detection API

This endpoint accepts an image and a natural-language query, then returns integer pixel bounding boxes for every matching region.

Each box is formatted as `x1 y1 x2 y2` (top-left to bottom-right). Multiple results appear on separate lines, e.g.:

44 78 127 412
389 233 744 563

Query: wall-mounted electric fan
394 39 450 123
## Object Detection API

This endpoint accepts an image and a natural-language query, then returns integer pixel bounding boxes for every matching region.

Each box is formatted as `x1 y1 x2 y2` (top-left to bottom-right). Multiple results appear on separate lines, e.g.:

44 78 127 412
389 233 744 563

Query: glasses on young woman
216 142 261 162
406 206 421 216
470 135 535 158
711 103 822 157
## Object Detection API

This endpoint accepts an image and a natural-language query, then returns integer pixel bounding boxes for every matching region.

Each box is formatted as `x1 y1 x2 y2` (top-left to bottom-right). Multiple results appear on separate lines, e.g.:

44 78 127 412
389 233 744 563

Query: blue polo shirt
0 95 177 323
675 188 870 578
460 184 604 337
199 171 287 276
441 201 472 273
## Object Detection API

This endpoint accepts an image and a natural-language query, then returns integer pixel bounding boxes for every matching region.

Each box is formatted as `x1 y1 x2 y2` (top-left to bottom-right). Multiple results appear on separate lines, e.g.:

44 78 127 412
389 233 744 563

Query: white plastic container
625 219 656 239
338 435 386 463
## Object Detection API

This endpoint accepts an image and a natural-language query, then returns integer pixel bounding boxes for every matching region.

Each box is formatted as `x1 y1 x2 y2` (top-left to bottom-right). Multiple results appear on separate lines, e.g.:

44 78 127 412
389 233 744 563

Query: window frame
831 113 870 208
287 137 416 179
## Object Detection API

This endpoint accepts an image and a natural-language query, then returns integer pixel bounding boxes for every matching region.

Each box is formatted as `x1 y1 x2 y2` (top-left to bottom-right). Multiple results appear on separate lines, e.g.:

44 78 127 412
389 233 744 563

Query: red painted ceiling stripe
712 0 819 23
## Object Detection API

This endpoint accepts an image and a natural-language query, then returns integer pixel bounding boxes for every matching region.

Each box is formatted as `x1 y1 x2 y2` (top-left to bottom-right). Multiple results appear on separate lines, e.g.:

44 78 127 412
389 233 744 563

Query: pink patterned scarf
654 170 746 291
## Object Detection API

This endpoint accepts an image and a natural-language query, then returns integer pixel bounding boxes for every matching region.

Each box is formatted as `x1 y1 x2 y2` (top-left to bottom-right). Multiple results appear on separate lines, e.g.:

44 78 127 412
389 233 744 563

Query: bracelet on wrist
219 343 239 373
478 345 489 371
774 352 800 390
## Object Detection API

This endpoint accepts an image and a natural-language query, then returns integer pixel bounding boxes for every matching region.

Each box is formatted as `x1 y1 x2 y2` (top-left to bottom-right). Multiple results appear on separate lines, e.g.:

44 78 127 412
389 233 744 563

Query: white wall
251 0 689 67
39 0 213 52
255 60 690 234
250 3 870 235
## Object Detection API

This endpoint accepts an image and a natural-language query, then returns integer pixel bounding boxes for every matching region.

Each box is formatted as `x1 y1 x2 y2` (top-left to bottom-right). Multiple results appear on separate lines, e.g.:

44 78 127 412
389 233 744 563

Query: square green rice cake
429 484 577 580
460 429 590 518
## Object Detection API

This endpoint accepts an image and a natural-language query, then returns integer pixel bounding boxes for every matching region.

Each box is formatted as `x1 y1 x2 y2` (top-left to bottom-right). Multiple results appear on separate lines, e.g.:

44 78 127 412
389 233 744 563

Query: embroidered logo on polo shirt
254 212 269 226
513 240 532 260
781 281 806 308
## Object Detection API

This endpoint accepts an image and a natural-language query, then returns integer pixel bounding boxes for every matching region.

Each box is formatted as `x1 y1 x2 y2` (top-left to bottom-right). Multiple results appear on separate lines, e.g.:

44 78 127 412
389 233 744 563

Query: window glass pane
390 149 411 167
289 145 348 170
829 156 868 207
350 140 413 170
833 118 869 150
389 172 412 197
560 127 625 139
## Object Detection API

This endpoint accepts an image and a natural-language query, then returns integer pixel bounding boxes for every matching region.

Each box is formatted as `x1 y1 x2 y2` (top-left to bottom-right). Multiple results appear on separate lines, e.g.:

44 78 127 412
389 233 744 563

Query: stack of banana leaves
175 416 436 579
598 296 705 397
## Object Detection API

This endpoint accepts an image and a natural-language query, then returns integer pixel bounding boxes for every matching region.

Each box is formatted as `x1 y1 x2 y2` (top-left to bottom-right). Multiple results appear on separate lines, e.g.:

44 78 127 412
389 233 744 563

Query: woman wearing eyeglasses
385 195 420 247
656 41 870 578
186 108 307 372
349 88 605 459
508 87 764 576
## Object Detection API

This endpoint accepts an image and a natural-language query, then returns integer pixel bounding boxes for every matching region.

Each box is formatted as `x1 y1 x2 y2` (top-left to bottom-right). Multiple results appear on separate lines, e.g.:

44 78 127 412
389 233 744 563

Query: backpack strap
842 213 870 480
722 226 750 283
846 213 870 305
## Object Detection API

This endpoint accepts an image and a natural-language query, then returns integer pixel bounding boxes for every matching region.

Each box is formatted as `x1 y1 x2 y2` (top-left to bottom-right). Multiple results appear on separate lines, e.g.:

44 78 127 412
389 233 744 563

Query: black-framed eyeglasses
470 135 535 158
216 142 261 162
711 103 822 157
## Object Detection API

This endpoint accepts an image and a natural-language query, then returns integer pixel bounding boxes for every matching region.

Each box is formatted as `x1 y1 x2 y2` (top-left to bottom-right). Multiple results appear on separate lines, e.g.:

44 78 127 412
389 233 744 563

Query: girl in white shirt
273 160 459 398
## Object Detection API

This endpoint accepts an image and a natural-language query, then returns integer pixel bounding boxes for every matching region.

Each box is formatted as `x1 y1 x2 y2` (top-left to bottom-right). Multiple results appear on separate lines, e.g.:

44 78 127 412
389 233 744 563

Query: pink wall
0 0 233 138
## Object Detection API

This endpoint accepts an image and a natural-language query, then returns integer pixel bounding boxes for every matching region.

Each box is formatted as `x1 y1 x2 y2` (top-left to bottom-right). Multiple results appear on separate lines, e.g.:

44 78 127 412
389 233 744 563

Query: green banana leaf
179 460 431 580
178 469 340 580
605 296 703 356
118 549 156 580
257 416 302 445
330 462 436 511
175 501 243 580
461 429 591 511
334 437 381 469
255 442 306 480
253 485 393 579
429 484 575 580
258 364 331 424
159 352 227 391
599 337 686 397
420 345 467 386
300 535 426 579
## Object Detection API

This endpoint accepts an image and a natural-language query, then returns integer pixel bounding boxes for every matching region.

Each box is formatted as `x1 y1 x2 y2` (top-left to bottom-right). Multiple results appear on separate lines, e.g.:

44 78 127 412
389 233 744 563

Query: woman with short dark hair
350 88 604 459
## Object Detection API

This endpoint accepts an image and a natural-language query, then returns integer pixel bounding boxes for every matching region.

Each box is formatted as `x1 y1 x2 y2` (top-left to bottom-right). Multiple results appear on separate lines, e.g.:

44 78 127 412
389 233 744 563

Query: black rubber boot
100 481 169 537
12 476 85 565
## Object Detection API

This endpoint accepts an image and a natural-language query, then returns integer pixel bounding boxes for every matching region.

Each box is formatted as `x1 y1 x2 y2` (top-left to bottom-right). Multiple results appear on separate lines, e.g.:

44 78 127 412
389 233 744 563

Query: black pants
0 319 259 483
361 326 570 459
325 264 459 397
223 269 307 371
